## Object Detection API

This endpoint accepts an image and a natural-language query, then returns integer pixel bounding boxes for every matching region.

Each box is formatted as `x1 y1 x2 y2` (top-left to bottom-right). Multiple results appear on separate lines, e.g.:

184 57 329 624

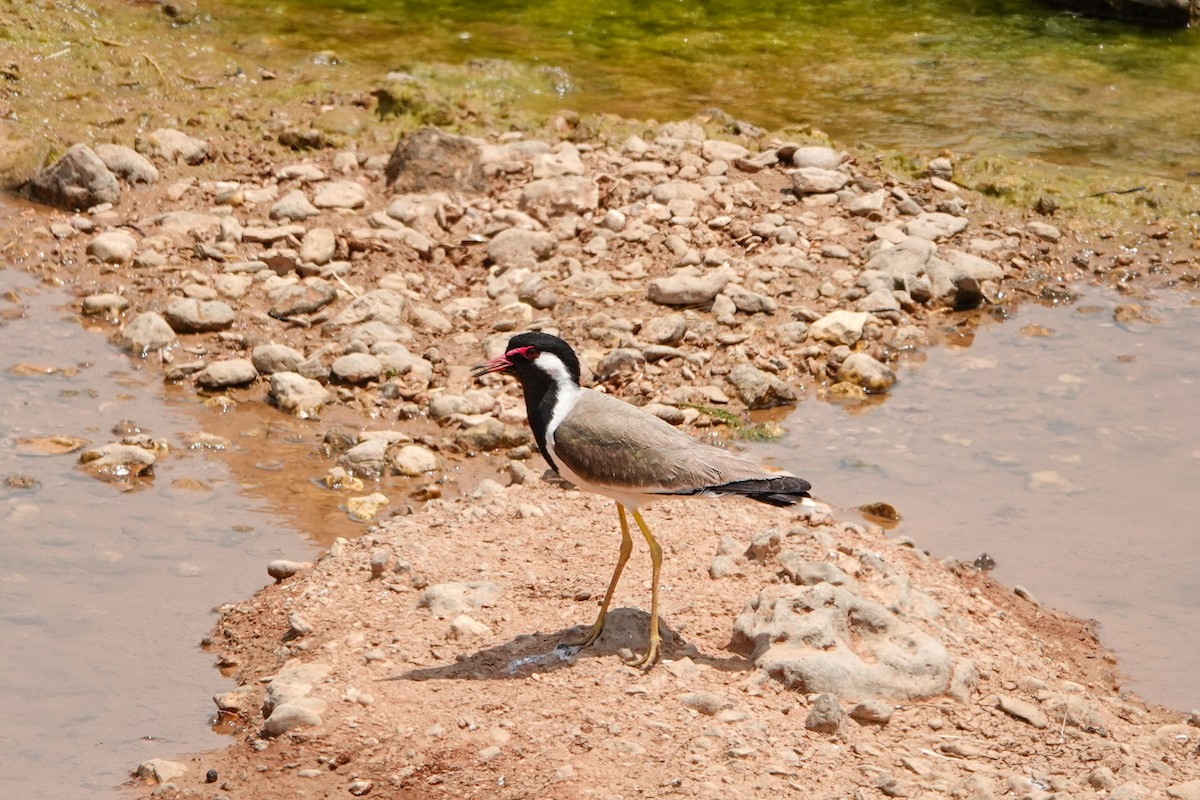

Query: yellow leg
566 503 633 649
626 508 663 669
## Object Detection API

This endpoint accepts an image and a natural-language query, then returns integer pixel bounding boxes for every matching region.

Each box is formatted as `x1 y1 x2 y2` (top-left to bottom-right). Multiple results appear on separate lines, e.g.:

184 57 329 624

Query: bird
472 331 812 668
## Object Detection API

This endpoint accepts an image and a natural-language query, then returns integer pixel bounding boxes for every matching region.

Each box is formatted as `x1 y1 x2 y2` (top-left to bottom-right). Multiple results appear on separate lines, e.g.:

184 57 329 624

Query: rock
348 779 374 796
519 175 600 214
732 583 953 700
135 759 188 785
313 180 368 209
647 267 733 306
339 438 390 478
778 553 852 586
331 353 383 383
808 310 870 346
641 313 687 345
791 167 849 195
849 699 894 725
392 444 440 477
82 293 129 316
487 228 557 269
135 127 209 164
678 692 731 716
449 613 492 639
804 693 844 733
86 231 137 264
267 559 307 581
164 299 235 333
1167 780 1200 800
996 695 1050 728
0 120 52 190
457 418 530 451
252 344 306 375
269 189 320 221
330 289 408 328
300 228 337 265
787 146 843 169
287 612 314 638
1088 767 1119 791
385 127 485 193
113 312 178 355
837 353 896 393
728 364 796 409
1027 220 1062 241
94 143 159 185
269 279 338 318
269 371 333 418
347 493 390 522
79 443 156 480
420 581 503 617
195 358 258 389
701 139 750 163
25 144 120 210
262 699 325 737
905 212 968 241
532 144 585 178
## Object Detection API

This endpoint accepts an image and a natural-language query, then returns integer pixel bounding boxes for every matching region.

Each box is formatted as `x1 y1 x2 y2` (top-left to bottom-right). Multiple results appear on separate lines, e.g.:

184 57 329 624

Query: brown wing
551 389 768 490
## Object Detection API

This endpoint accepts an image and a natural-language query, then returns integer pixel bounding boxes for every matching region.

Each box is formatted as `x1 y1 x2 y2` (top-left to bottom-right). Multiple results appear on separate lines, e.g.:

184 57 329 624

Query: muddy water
0 270 327 800
763 289 1200 712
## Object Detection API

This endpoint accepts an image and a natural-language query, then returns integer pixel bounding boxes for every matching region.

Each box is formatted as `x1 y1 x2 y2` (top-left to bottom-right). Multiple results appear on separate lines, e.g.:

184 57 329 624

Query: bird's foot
562 618 605 651
624 637 661 670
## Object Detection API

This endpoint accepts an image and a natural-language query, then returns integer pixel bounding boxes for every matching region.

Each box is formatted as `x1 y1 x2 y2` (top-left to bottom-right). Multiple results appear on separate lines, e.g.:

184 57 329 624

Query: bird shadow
383 607 754 682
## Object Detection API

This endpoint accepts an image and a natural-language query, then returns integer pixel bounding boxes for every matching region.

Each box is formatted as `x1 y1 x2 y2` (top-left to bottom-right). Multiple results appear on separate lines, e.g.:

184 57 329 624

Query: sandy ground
130 482 1200 800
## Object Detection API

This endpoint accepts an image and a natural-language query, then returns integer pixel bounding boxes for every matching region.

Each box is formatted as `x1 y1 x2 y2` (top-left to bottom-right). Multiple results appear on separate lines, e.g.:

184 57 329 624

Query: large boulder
384 127 485 193
24 144 120 210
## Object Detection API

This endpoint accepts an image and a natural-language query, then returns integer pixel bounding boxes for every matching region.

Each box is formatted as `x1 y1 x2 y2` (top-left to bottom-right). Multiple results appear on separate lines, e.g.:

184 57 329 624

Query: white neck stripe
537 353 582 441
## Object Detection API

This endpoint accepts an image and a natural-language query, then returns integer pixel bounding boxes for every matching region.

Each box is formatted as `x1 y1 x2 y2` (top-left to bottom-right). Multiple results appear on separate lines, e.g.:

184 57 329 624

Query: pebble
808 309 870 346
313 180 368 209
262 699 324 737
252 343 306 375
348 779 373 796
789 146 843 169
135 758 188 785
269 371 331 418
996 695 1049 728
805 693 844 733
849 699 894 725
86 230 137 263
300 227 337 264
136 128 209 164
837 352 896 393
26 144 120 210
338 438 390 478
82 292 129 316
646 267 733 306
391 444 440 476
905 212 968 241
449 613 492 639
94 143 159 185
641 313 687 345
79 443 156 479
331 352 383 383
727 363 796 409
195 358 258 389
346 492 389 522
1027 220 1062 241
267 559 307 581
164 298 236 333
790 167 849 195
269 189 319 221
420 581 502 617
679 692 730 716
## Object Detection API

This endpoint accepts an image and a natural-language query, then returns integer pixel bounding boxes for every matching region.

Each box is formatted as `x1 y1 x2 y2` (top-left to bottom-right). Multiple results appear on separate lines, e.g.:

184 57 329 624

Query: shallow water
218 0 1200 178
762 288 1200 711
0 271 321 799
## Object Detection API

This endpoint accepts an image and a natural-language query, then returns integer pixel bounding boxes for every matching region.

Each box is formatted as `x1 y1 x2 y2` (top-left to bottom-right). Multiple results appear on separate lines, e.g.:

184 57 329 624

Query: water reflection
0 272 315 799
763 288 1200 711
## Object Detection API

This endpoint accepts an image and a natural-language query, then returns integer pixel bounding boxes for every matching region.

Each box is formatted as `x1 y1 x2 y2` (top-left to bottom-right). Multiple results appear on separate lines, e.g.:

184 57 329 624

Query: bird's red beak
471 354 512 379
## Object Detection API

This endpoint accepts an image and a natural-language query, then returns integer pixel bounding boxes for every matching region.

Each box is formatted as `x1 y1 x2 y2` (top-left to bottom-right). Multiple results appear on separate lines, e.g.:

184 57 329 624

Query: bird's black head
471 331 582 388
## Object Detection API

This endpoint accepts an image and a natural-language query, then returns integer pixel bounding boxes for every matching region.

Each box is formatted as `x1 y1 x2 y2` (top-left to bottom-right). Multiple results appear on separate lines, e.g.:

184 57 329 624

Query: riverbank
1 1 1198 798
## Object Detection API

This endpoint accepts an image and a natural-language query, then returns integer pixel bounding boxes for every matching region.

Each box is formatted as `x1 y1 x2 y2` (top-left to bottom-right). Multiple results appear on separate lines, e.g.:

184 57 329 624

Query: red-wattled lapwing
473 332 812 668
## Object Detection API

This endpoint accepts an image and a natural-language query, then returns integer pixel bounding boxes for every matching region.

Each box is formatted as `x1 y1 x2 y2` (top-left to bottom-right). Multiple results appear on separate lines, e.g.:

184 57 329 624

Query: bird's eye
525 346 540 360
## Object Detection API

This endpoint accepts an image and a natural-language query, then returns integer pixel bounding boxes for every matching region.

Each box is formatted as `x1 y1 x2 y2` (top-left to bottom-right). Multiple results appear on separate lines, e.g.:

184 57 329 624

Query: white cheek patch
538 353 582 441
